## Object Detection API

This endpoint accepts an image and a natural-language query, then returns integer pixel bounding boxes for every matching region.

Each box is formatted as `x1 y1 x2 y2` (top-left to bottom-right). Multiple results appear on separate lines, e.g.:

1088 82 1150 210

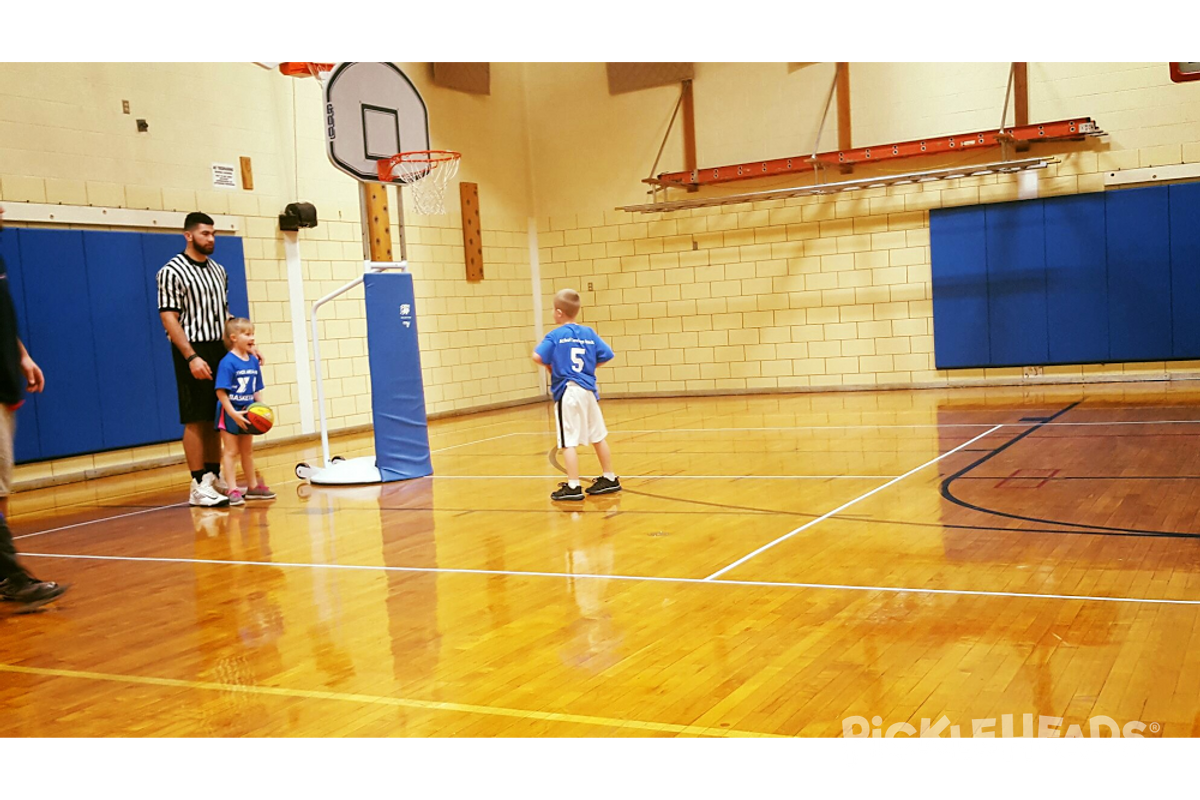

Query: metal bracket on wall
1104 163 1200 188
0 202 240 232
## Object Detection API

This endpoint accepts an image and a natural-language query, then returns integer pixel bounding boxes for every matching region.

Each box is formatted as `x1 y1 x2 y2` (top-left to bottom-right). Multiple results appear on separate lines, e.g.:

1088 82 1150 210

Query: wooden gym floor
4 381 1200 737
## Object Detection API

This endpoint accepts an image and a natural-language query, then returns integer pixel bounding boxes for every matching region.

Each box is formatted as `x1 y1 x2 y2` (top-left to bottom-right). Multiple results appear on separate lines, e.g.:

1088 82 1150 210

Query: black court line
939 402 1200 540
301 506 805 518
1020 432 1200 438
299 498 1200 539
959 475 1200 482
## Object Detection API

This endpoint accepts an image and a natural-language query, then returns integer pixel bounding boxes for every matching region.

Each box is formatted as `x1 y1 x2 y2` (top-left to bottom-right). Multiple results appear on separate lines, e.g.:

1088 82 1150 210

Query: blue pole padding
364 272 433 481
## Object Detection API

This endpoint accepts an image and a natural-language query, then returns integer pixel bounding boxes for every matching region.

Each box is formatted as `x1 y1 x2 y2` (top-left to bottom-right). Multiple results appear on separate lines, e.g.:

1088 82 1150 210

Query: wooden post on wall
1014 62 1030 152
682 79 697 192
461 182 483 282
363 183 393 262
836 62 853 174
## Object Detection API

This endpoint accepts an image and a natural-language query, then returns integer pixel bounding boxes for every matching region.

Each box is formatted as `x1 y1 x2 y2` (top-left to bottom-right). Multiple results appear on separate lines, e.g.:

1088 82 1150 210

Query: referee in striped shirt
156 212 245 507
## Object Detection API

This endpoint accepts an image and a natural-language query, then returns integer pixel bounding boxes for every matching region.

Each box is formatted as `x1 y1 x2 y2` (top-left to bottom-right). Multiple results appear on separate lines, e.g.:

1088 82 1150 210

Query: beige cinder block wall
524 63 1200 396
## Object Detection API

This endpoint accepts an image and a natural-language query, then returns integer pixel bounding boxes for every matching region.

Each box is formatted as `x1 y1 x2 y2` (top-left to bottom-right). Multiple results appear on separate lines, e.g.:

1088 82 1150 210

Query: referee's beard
194 240 214 256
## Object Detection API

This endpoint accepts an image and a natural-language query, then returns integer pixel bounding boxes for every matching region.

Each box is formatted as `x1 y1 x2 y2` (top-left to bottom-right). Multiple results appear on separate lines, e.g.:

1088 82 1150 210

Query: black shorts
172 339 227 425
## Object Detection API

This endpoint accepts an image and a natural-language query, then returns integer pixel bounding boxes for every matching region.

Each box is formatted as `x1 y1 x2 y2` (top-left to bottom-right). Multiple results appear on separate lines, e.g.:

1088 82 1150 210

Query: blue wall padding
985 202 1049 366
0 228 248 462
932 186 1200 369
930 207 991 369
84 232 160 451
1044 194 1109 364
1105 187 1172 361
364 272 433 482
18 229 107 459
1170 183 1200 358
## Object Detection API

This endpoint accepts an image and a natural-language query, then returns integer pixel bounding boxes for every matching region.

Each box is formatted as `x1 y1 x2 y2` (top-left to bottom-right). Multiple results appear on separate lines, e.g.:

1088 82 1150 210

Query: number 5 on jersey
570 347 585 372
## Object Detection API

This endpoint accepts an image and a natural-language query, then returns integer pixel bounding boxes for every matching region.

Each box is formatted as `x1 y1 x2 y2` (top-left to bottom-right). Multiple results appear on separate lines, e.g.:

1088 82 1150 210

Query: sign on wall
211 163 237 189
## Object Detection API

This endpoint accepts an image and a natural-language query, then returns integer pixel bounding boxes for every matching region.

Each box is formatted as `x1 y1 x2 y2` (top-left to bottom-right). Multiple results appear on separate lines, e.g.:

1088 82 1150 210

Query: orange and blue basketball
244 403 274 434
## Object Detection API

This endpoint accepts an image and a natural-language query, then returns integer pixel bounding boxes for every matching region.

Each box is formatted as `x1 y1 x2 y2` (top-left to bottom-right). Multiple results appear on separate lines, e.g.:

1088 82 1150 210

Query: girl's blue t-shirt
215 350 263 412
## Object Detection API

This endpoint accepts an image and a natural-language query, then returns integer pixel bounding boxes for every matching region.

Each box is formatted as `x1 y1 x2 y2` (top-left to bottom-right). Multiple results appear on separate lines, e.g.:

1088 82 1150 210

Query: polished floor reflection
5 383 1200 736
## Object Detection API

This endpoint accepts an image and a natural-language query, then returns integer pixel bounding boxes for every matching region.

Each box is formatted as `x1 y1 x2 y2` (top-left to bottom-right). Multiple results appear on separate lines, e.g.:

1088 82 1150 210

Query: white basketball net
379 151 461 215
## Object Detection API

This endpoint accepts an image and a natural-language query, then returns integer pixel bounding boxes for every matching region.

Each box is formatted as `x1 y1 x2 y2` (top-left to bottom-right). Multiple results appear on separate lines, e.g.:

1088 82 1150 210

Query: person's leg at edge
0 406 25 582
0 408 67 605
0 504 28 586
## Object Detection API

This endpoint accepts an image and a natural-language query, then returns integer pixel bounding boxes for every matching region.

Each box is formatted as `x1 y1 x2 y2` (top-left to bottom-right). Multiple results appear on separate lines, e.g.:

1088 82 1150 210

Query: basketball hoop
279 62 335 81
376 150 462 215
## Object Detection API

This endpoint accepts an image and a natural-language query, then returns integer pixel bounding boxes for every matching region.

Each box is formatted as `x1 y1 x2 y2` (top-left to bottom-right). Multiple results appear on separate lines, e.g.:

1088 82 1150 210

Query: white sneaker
210 473 229 497
191 475 229 507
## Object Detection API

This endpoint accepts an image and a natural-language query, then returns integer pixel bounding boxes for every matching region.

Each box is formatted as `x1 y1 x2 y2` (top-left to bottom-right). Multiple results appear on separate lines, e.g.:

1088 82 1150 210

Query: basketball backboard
324 62 430 184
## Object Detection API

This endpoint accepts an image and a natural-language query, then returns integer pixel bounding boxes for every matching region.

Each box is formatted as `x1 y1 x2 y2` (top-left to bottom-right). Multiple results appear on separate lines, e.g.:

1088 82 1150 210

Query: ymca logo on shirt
228 368 258 404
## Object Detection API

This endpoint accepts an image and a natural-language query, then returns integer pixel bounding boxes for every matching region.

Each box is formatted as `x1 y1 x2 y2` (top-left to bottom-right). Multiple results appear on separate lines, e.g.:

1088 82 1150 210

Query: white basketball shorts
555 382 609 448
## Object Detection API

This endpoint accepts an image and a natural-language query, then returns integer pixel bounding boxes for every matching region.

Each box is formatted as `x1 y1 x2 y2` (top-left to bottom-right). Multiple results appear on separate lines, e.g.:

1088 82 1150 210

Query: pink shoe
245 484 276 500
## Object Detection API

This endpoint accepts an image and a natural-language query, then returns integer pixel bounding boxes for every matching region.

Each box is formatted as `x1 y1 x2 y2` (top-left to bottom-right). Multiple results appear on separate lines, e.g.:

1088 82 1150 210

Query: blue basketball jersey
535 323 614 401
214 350 264 412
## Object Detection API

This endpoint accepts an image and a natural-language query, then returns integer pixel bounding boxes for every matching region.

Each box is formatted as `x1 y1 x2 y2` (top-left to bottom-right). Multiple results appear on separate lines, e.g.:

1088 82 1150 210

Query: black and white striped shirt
156 253 229 343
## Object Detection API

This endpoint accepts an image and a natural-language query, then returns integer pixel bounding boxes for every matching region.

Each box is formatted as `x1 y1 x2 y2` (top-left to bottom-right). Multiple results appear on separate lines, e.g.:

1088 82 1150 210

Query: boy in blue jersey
533 288 621 501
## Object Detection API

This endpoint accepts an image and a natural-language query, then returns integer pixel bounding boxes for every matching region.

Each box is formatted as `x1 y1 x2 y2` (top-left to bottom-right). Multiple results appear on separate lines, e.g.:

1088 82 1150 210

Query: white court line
540 420 1200 433
703 424 1006 581
431 432 518 452
505 424 1005 434
22 550 1200 607
433 474 897 480
13 502 190 541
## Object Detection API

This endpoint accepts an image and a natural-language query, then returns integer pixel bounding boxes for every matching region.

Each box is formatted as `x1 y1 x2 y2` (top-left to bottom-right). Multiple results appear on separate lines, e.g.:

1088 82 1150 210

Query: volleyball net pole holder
309 260 407 469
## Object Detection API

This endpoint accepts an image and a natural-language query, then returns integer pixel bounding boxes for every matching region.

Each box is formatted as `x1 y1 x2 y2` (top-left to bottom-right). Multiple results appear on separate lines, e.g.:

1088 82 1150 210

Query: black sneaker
1 580 69 613
551 482 585 501
586 476 622 495
0 576 28 599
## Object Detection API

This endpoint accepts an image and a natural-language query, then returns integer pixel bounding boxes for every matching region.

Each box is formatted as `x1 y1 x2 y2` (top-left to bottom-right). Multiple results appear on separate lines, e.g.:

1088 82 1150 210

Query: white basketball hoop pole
276 63 438 486
309 260 408 468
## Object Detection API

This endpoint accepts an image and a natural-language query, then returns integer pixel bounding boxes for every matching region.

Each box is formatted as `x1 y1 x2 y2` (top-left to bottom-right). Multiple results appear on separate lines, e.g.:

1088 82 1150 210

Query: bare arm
160 311 212 380
16 339 44 393
532 351 550 372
